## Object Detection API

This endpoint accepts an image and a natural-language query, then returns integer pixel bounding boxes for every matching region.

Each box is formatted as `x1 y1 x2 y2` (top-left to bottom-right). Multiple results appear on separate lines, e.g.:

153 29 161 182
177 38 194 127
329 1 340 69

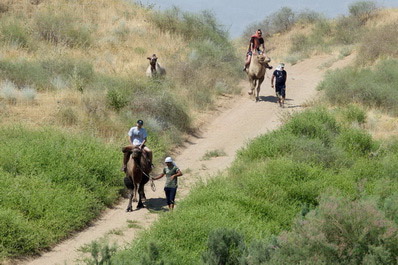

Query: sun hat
137 119 144 125
279 63 285 67
164 157 173 163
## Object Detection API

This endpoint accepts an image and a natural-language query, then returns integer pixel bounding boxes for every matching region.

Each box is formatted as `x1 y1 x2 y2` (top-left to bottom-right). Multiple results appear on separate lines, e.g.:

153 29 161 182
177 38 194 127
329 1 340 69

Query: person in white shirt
121 120 153 172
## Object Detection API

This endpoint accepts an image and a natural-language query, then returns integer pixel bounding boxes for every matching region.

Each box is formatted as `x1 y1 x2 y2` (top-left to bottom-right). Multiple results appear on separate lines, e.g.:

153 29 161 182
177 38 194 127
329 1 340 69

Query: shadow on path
143 197 168 212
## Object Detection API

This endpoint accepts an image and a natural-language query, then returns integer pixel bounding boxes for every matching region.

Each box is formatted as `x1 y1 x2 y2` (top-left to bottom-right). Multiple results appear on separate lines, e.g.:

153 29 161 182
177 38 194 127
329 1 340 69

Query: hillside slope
20 51 355 265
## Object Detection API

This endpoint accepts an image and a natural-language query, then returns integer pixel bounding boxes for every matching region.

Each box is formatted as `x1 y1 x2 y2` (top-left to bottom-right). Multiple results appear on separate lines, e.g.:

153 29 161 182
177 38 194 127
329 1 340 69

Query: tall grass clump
318 59 398 115
0 16 31 48
34 8 92 47
0 126 122 259
111 107 398 263
0 57 94 91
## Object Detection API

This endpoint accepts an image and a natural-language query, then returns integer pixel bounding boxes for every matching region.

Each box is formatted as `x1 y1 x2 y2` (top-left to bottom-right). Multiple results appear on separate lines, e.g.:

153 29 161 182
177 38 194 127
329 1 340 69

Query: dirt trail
20 53 354 265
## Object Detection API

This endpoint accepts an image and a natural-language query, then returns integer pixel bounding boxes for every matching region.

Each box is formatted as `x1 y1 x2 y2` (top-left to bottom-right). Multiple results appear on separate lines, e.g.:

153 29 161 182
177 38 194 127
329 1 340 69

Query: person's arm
170 169 183 180
271 74 275 88
140 137 147 149
152 172 165 180
285 72 287 87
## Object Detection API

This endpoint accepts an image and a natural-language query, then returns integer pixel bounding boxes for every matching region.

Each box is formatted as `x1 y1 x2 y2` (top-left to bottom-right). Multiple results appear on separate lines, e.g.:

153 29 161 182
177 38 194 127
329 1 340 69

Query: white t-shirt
128 126 147 146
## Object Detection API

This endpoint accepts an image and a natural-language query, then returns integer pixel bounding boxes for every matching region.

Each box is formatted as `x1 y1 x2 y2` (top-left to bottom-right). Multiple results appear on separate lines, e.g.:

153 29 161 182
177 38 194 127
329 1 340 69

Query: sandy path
20 53 354 265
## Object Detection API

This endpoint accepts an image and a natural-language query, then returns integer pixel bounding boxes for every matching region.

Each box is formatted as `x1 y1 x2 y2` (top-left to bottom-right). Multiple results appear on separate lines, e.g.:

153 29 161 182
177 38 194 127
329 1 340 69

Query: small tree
270 7 296 33
348 1 378 24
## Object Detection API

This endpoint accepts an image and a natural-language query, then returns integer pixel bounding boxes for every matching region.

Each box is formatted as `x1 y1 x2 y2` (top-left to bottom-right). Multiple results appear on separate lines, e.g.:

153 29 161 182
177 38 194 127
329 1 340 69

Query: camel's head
131 148 143 159
256 54 271 64
147 54 158 67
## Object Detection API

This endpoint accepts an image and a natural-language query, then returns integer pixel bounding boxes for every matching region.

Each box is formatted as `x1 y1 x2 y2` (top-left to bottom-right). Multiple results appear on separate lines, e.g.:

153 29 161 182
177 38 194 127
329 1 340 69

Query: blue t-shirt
273 69 287 86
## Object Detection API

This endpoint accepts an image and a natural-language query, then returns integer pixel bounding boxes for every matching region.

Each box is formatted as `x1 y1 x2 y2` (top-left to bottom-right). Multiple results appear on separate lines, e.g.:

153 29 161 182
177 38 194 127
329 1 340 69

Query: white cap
165 157 173 163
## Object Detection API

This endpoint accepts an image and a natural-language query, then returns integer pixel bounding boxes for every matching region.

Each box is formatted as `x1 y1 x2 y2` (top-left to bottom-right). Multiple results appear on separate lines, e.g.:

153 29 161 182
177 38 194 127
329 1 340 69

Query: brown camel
122 146 151 212
246 53 272 102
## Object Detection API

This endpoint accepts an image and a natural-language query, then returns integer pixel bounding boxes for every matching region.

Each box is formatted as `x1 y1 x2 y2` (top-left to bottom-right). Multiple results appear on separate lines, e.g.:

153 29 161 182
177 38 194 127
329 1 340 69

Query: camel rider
121 119 153 172
243 29 266 71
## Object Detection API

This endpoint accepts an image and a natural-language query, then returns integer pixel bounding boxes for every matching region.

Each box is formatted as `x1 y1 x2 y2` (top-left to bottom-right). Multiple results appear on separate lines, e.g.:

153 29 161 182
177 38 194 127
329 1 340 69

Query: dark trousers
164 187 177 205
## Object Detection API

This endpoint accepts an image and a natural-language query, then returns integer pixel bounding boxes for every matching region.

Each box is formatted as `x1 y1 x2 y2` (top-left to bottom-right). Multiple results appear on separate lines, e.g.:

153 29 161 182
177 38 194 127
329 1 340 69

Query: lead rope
136 163 156 192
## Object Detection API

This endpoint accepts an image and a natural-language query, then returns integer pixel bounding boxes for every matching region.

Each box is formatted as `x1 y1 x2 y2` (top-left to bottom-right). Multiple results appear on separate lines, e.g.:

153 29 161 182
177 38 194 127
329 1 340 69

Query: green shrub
348 0 378 24
0 17 30 48
106 88 129 112
337 104 367 124
318 59 398 115
202 228 246 265
284 107 340 145
266 195 398 264
336 128 376 156
140 242 165 265
34 9 92 47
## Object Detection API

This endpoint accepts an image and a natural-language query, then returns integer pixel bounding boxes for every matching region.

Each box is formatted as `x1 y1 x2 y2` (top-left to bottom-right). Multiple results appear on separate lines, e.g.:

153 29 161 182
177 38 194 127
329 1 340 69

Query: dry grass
365 110 398 140
0 0 188 141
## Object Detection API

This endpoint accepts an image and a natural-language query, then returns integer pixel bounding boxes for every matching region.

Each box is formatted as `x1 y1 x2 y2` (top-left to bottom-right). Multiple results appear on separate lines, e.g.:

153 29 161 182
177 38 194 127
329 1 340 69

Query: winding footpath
20 53 354 265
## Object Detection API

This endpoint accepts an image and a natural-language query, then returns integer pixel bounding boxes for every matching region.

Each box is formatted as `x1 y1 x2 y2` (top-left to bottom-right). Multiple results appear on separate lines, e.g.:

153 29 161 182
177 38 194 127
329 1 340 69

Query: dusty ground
19 53 354 265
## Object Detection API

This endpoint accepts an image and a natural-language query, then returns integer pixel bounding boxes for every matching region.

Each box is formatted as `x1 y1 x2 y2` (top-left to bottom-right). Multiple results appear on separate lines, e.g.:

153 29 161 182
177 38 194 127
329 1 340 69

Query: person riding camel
243 29 266 71
121 119 153 172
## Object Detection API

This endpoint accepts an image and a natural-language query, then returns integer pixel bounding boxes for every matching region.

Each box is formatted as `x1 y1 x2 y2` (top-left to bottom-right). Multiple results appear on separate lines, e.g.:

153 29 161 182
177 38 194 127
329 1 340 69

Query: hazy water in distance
130 0 398 38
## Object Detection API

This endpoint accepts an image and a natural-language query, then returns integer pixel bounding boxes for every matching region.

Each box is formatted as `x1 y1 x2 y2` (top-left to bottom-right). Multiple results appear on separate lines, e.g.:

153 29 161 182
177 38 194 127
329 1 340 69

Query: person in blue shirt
152 157 183 211
271 63 287 107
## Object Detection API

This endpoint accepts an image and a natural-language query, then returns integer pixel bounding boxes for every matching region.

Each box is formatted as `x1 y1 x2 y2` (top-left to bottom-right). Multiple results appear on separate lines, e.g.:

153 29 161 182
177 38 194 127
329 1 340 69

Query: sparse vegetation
201 149 227 160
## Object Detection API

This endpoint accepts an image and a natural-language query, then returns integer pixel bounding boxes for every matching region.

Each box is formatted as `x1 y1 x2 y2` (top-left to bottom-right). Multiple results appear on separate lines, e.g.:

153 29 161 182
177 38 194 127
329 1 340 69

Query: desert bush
266 195 398 264
318 59 398 115
356 23 398 65
296 9 325 24
202 228 246 265
268 7 296 33
20 86 37 102
56 106 79 126
348 0 378 24
290 33 311 53
0 80 18 104
150 7 227 45
131 88 191 132
0 17 30 48
106 88 129 112
333 15 364 45
34 9 92 47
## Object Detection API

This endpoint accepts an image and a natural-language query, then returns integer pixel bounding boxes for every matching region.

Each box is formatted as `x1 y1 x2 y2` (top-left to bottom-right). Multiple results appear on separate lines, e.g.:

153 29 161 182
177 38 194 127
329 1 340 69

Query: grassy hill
0 0 241 261
1 0 398 263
